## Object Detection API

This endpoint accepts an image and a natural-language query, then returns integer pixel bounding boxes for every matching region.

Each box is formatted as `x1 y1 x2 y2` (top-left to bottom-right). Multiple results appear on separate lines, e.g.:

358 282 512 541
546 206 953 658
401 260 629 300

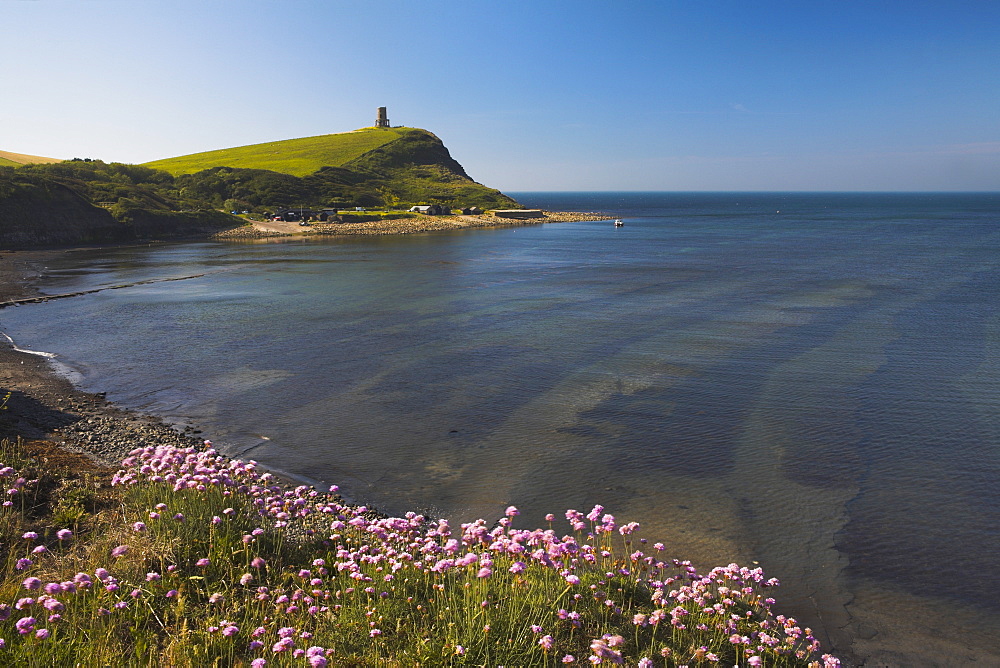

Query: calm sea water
3 192 999 664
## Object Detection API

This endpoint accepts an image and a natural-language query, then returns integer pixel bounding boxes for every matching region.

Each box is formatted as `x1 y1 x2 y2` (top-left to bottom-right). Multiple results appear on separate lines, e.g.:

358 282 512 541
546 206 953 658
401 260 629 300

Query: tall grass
0 438 839 666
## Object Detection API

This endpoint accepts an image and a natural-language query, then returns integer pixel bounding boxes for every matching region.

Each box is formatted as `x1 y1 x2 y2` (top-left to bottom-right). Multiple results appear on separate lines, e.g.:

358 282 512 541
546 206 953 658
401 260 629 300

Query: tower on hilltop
375 107 390 128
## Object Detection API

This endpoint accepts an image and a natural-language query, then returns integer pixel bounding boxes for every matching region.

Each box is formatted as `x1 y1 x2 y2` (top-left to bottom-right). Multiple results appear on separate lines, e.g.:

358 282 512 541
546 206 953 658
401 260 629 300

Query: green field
144 127 408 177
0 149 62 167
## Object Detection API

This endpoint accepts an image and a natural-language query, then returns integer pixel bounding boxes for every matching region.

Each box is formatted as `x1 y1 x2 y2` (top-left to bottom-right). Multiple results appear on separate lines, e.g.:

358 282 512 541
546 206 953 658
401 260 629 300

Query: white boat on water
614 219 623 227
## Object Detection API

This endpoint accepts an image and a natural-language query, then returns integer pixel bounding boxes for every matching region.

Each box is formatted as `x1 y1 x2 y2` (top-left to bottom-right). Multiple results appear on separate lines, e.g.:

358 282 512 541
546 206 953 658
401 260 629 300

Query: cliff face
345 130 471 178
0 175 125 248
344 129 519 209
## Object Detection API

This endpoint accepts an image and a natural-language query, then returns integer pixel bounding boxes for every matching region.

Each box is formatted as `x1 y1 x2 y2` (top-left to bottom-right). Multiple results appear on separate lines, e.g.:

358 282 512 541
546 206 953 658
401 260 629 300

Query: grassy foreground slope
0 436 838 666
144 128 406 177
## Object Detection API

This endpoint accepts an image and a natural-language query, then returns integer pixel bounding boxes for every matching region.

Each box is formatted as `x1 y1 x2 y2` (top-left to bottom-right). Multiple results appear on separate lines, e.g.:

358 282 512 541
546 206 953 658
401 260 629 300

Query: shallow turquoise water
4 192 999 662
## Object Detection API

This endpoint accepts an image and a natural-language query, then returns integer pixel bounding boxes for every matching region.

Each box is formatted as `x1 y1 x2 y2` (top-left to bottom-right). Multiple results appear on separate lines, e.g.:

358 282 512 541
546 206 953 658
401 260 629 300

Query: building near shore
409 204 450 215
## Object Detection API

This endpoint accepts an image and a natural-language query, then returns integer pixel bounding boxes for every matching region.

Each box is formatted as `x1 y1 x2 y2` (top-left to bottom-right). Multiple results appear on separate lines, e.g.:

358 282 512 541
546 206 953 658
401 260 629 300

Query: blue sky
3 0 998 191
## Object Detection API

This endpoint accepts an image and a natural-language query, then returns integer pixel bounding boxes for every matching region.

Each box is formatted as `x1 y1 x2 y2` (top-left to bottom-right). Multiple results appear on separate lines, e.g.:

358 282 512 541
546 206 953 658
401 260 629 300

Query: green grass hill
144 127 404 177
143 126 518 211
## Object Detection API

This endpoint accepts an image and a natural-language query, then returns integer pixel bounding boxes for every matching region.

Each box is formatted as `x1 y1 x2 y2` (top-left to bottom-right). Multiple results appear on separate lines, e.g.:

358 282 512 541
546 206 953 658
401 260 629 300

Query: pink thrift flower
539 635 555 651
22 577 41 591
111 545 129 558
35 628 50 639
561 656 575 664
56 529 73 541
22 531 39 541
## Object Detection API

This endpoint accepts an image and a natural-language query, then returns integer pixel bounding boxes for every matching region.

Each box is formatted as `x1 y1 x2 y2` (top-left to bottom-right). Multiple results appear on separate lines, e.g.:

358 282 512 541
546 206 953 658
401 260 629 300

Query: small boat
614 219 623 227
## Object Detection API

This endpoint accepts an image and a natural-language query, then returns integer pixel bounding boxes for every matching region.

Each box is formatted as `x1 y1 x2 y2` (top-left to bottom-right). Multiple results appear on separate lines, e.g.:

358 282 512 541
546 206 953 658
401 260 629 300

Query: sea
2 192 999 665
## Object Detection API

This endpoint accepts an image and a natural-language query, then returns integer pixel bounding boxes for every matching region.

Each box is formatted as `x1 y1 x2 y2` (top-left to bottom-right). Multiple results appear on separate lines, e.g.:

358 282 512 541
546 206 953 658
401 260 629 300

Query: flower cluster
0 444 838 666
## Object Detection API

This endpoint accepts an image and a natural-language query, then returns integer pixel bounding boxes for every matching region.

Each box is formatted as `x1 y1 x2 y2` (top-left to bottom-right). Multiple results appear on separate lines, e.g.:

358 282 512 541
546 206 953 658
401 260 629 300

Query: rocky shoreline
213 210 613 239
0 251 209 470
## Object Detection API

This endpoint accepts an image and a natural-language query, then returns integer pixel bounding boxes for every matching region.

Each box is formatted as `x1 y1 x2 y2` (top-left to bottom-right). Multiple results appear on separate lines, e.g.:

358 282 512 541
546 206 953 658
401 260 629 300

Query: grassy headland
1 127 519 248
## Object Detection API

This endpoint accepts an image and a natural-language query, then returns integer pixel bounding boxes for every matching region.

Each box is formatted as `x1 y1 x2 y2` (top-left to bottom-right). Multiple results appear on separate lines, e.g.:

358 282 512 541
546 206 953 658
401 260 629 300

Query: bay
3 192 999 664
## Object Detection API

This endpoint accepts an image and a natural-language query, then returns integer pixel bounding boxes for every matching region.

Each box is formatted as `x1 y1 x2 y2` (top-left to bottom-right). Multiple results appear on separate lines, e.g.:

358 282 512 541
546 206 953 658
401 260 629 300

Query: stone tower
375 107 390 128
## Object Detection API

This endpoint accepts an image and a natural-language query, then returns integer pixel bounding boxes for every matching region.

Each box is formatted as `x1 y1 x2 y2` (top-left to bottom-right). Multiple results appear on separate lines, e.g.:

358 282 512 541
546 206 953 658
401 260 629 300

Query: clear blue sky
4 0 998 191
